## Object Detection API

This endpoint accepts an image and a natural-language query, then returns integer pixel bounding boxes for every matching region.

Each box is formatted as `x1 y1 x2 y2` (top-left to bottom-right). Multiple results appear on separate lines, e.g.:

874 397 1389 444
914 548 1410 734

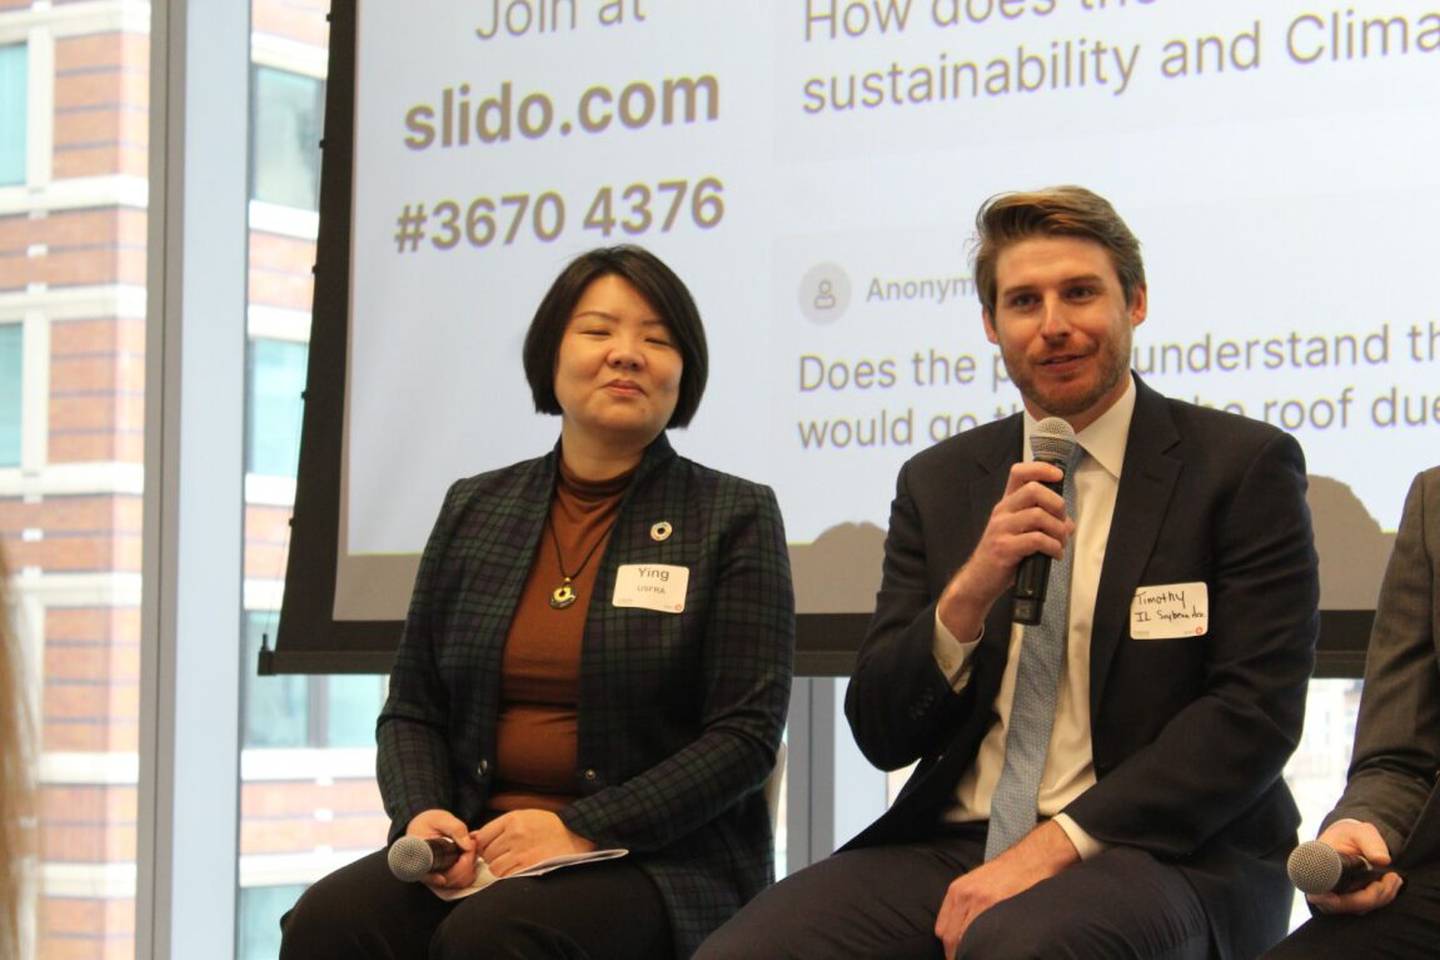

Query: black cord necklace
547 515 615 610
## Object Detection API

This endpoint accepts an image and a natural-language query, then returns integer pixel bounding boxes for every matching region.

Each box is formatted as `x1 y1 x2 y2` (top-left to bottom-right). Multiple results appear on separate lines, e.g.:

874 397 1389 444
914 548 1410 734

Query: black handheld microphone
1286 840 1388 895
387 835 463 882
1012 417 1078 625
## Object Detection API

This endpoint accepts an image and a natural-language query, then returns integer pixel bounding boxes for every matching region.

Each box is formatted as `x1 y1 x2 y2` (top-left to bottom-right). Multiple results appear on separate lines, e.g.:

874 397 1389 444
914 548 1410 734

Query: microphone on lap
1286 840 1388 895
388 835 462 882
1012 417 1078 626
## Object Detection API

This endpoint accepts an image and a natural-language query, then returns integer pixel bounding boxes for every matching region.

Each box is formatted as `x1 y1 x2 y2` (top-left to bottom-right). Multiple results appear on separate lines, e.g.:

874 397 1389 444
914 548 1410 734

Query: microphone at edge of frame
1286 840 1389 895
1011 417 1078 626
388 835 463 882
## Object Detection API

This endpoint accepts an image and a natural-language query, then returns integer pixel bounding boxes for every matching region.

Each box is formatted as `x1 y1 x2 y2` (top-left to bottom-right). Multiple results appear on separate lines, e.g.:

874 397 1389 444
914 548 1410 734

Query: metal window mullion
137 1 251 957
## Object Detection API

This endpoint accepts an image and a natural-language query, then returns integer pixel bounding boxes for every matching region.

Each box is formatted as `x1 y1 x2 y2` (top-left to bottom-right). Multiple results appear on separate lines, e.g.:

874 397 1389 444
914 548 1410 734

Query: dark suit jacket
376 434 795 957
842 375 1319 959
1326 466 1440 868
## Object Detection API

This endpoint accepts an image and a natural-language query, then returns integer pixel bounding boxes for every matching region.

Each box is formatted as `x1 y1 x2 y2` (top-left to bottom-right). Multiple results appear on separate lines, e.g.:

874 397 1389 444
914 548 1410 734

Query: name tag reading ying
1130 582 1209 639
613 564 689 614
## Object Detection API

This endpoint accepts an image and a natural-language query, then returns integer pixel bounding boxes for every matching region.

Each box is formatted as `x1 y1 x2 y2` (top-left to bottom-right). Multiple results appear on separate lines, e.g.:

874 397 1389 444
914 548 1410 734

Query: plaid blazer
376 434 795 957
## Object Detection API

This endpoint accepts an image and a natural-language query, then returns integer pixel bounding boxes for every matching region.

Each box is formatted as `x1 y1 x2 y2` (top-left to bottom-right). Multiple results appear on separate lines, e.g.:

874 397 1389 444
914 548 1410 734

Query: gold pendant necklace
547 516 614 611
550 579 578 610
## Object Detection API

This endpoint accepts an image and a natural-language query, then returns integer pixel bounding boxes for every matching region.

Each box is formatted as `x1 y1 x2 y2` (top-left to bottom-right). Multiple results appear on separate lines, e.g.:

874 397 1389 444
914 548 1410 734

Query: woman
281 246 795 959
0 549 34 958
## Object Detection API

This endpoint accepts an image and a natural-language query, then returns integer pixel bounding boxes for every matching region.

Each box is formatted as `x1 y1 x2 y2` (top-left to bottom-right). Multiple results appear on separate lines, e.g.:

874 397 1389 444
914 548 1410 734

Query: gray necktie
985 444 1084 860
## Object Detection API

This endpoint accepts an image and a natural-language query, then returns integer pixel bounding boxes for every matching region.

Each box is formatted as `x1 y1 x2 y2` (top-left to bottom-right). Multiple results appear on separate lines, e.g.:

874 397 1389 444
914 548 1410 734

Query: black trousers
278 848 671 960
1261 860 1440 960
696 827 1211 960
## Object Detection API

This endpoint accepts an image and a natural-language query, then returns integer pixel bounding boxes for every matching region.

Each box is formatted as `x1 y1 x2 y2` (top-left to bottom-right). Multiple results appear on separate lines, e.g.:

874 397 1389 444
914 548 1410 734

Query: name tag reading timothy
1130 582 1209 639
613 564 689 614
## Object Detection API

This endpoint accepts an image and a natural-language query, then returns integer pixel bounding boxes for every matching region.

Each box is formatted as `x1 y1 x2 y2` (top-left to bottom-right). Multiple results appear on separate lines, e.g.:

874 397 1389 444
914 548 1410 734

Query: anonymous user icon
814 280 837 310
799 263 850 323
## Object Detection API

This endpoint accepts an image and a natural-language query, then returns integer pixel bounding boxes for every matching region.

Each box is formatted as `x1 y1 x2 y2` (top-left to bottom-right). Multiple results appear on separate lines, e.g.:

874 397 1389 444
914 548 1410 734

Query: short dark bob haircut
522 245 709 429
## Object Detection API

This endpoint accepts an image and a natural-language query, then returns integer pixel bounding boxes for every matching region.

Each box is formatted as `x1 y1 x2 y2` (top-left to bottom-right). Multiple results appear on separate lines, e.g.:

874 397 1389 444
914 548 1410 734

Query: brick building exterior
0 2 387 957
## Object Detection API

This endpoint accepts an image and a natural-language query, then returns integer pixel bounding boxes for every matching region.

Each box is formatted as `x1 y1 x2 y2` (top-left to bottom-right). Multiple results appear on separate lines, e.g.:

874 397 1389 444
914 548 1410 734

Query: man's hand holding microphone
1288 819 1404 915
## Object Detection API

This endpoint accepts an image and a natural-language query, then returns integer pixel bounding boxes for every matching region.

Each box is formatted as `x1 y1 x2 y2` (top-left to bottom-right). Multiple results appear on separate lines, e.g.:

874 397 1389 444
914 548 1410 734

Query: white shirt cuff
1053 813 1107 861
932 609 982 690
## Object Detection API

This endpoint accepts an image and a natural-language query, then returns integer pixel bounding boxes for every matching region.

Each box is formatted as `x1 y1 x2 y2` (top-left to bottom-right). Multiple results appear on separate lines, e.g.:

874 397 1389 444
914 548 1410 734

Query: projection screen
270 0 1440 673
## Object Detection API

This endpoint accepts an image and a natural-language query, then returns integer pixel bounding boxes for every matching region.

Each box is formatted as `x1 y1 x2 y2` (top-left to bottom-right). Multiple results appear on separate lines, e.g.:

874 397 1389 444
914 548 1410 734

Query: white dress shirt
931 376 1136 858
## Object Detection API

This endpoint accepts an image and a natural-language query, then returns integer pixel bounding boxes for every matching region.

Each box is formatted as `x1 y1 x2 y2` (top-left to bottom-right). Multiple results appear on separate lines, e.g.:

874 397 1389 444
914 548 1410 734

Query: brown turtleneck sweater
488 458 632 814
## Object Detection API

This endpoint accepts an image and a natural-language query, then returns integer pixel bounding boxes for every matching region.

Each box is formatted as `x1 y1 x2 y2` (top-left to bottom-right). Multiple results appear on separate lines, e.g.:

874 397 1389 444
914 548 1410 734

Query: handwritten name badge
613 564 689 614
1130 582 1209 640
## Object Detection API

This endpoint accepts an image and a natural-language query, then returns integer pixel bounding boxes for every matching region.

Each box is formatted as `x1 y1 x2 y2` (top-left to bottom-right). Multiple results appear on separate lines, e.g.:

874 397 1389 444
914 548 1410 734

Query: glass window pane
237 884 306 960
0 325 20 466
250 66 323 209
10 11 150 955
325 674 385 747
246 338 308 477
0 43 25 185
242 612 309 748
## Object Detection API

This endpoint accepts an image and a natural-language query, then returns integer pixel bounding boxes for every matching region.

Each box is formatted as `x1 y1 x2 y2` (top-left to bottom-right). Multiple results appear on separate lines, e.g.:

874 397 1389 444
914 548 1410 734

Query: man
698 186 1319 959
1265 467 1440 958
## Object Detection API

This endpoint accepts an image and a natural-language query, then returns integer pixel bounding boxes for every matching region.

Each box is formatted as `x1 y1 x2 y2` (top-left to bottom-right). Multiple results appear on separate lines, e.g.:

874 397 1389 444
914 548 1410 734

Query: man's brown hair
972 186 1146 316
